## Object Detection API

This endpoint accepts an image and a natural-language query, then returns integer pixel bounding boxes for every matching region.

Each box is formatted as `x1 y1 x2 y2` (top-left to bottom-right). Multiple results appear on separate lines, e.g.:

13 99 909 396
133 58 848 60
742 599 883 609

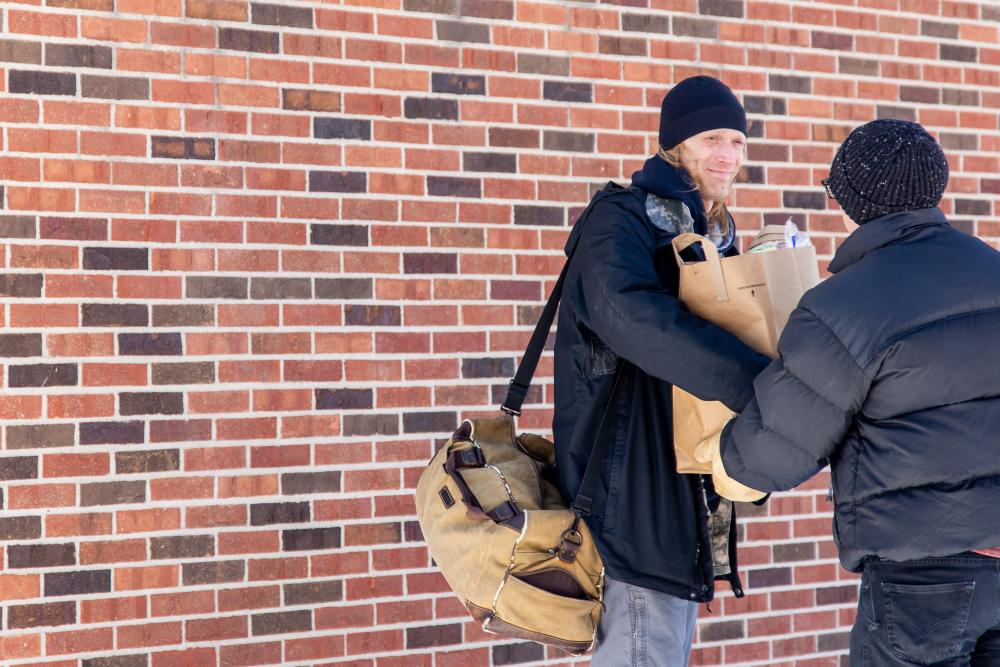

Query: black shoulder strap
500 185 617 416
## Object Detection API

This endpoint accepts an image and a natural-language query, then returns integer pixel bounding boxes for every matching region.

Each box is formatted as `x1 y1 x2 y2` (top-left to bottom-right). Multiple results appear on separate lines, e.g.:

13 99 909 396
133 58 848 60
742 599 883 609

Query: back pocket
882 580 975 665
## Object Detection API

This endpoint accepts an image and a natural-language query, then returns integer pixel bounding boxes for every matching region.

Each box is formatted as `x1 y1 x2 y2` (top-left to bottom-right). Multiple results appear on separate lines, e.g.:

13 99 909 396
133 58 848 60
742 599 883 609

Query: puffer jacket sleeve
719 305 873 491
575 197 771 412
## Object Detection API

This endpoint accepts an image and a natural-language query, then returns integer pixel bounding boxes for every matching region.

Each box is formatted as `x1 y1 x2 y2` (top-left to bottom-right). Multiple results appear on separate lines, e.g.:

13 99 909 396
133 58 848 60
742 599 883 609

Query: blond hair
657 144 736 239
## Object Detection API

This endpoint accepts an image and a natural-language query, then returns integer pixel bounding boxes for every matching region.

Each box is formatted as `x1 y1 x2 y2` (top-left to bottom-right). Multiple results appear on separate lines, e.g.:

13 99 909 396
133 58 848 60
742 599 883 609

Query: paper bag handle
671 232 728 302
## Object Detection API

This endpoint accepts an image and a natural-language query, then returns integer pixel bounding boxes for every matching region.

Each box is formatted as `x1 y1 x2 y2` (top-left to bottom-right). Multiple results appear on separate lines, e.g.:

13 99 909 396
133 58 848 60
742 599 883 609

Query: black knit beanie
658 76 747 150
827 119 949 224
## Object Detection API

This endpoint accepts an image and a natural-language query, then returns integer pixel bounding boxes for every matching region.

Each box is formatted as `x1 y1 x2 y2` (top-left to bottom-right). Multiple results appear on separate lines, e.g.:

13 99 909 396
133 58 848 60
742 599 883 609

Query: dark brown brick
7 424 75 449
7 601 76 629
252 2 313 28
151 136 216 160
9 363 77 388
250 277 311 300
403 411 458 434
9 543 75 568
183 560 245 585
699 619 744 641
543 130 594 153
150 419 211 443
0 456 38 481
598 35 646 56
118 333 183 356
403 252 458 274
116 449 180 474
251 610 312 635
773 542 816 562
45 570 111 597
673 16 718 37
818 631 851 652
436 19 490 43
186 276 248 299
517 304 545 326
699 0 742 17
82 656 148 667
543 81 592 103
783 191 826 210
493 642 544 665
282 527 341 551
152 362 214 385
427 176 480 198
282 89 340 112
876 105 917 123
816 584 857 605
459 0 513 19
744 96 786 115
490 382 542 406
9 70 76 95
516 53 570 76
0 333 42 358
404 521 422 542
0 516 41 540
309 171 367 193
622 12 670 33
186 0 248 20
0 40 43 65
281 471 342 495
747 143 788 162
462 357 514 378
431 72 486 95
956 199 991 216
250 502 310 526
900 85 940 104
83 247 148 271
812 31 853 50
769 74 811 94
942 88 978 106
314 278 372 300
80 421 145 446
283 579 343 604
0 216 37 239
921 20 959 39
41 217 108 241
45 44 113 69
314 117 370 140
81 75 150 100
345 305 401 326
407 623 462 649
404 97 460 121
120 392 184 416
514 205 565 226
343 414 399 436
219 28 280 54
940 44 976 62
311 223 368 246
748 566 792 588
490 128 539 149
315 389 372 410
80 481 146 506
150 535 214 560
153 304 215 327
0 274 43 298
839 56 879 77
404 0 458 13
984 5 1000 21
939 132 977 151
82 303 149 327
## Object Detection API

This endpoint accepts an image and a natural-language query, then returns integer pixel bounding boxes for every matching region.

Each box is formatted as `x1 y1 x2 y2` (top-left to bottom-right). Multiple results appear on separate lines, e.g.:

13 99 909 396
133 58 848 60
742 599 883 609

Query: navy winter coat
721 207 1000 571
553 182 770 601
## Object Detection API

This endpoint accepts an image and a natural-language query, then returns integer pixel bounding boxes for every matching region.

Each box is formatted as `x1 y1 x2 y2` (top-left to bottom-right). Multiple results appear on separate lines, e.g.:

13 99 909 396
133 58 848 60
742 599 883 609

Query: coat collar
828 207 949 274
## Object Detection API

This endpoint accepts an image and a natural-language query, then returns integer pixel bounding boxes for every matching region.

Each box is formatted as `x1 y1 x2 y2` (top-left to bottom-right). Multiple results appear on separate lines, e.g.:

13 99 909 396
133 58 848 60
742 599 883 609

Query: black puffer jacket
553 182 770 601
721 207 1000 571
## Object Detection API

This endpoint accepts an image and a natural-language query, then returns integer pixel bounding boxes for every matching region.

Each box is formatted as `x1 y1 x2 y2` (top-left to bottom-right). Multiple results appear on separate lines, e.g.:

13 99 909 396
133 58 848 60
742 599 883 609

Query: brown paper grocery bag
670 232 820 473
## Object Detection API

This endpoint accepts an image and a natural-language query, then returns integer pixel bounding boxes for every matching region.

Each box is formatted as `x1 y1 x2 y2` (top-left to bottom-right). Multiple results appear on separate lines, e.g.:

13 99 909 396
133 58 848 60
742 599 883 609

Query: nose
715 142 739 165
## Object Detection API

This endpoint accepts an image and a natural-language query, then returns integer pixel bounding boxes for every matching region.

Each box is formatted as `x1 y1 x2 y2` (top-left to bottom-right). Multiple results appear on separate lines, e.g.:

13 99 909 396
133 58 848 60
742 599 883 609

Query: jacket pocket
584 337 618 379
882 580 975 665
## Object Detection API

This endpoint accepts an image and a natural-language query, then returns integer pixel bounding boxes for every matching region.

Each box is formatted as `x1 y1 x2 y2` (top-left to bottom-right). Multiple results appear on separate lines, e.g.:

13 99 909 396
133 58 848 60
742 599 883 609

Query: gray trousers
592 575 700 666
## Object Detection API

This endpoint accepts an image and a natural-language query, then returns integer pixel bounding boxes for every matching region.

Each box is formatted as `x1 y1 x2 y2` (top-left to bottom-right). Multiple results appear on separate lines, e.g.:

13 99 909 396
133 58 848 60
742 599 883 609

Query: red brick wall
1 0 997 665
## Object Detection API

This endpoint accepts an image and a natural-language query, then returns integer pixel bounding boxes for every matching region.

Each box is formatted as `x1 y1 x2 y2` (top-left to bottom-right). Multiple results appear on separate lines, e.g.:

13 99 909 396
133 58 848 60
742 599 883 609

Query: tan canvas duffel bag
414 188 625 654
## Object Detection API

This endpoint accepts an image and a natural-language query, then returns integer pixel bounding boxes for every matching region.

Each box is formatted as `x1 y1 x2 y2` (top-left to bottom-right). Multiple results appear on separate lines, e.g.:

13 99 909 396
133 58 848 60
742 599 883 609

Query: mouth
706 168 733 182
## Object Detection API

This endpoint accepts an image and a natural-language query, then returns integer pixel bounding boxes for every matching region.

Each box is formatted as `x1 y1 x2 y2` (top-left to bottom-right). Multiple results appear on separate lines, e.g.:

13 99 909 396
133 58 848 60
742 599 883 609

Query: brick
150 535 214 560
0 333 42 357
253 3 313 28
940 44 977 62
0 39 43 65
186 276 248 299
0 215 38 238
462 357 514 378
404 97 459 120
0 516 41 540
152 362 214 385
9 362 77 388
310 171 367 193
543 130 594 153
9 70 76 95
250 501 310 526
44 44 113 69
252 609 312 635
407 623 462 649
7 600 76 628
82 304 149 327
770 74 812 94
82 247 148 271
80 421 145 445
0 273 40 299
314 117 371 140
343 414 399 436
282 527 341 551
182 560 245 585
80 481 146 506
81 75 150 100
493 642 544 665
783 191 827 210
427 176 481 198
700 619 745 641
436 19 490 43
151 136 216 160
9 543 76 568
402 411 457 433
219 28 280 54
41 217 108 241
83 655 148 667
116 450 180 474
812 31 853 50
7 423 75 449
315 278 373 299
119 392 183 416
0 456 38 481
45 570 111 597
285 579 343 605
431 73 485 95
250 277 311 299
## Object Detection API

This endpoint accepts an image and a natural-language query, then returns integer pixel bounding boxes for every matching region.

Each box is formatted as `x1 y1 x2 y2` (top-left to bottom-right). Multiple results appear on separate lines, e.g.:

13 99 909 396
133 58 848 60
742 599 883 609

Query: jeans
851 553 1000 666
593 575 699 667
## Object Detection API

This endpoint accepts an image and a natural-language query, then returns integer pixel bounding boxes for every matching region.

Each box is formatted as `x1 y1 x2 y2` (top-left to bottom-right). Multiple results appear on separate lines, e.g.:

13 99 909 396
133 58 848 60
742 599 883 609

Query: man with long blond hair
552 75 769 665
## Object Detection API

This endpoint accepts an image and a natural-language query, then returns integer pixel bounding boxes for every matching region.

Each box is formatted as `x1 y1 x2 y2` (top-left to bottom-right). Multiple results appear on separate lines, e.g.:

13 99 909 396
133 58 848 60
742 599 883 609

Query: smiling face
676 128 747 205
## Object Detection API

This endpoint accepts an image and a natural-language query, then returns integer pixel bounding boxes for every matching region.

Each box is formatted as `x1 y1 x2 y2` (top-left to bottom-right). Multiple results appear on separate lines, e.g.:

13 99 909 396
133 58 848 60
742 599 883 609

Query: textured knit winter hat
659 76 748 150
826 119 949 224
